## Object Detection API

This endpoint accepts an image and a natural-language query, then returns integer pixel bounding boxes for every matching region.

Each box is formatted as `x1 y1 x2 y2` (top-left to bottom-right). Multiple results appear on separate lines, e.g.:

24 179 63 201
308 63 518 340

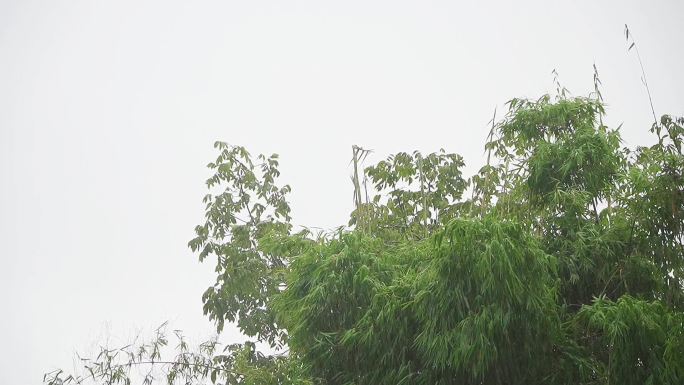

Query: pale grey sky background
0 0 682 383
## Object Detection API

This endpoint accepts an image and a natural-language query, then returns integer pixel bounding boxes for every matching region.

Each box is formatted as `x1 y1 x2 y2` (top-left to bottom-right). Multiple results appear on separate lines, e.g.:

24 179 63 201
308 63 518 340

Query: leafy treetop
46 86 684 385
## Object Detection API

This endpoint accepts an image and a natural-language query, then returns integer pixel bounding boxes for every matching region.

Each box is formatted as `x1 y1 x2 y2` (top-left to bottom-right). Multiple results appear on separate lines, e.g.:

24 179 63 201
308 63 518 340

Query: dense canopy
46 87 684 385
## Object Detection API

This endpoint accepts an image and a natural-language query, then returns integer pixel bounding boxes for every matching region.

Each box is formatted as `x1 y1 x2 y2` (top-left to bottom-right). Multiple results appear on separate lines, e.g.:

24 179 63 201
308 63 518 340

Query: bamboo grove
46 87 684 385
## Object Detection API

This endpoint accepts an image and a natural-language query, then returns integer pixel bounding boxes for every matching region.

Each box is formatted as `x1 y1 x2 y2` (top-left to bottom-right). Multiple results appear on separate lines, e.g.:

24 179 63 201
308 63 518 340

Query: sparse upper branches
356 149 468 240
188 142 295 346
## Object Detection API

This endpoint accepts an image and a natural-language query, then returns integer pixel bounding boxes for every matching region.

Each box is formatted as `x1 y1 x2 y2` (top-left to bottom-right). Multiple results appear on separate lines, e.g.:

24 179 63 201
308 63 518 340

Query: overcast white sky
1 0 682 383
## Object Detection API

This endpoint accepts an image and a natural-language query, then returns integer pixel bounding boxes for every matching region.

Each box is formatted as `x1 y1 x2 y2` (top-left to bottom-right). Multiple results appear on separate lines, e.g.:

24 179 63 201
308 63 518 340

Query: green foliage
354 149 468 240
47 84 684 385
577 296 684 384
276 233 410 384
415 218 560 383
187 142 294 346
620 115 684 308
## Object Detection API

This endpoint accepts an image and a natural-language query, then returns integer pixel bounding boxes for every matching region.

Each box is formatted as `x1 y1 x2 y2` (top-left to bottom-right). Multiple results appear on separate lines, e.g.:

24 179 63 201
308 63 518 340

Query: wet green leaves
47 86 684 385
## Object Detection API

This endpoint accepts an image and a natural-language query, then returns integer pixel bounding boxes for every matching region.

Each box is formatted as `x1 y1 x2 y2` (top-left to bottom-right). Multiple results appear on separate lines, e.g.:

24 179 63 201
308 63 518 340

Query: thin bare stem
625 24 658 126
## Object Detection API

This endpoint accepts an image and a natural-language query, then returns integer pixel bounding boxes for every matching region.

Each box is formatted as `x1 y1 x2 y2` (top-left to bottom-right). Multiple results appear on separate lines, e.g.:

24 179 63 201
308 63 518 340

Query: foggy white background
1 1 682 383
